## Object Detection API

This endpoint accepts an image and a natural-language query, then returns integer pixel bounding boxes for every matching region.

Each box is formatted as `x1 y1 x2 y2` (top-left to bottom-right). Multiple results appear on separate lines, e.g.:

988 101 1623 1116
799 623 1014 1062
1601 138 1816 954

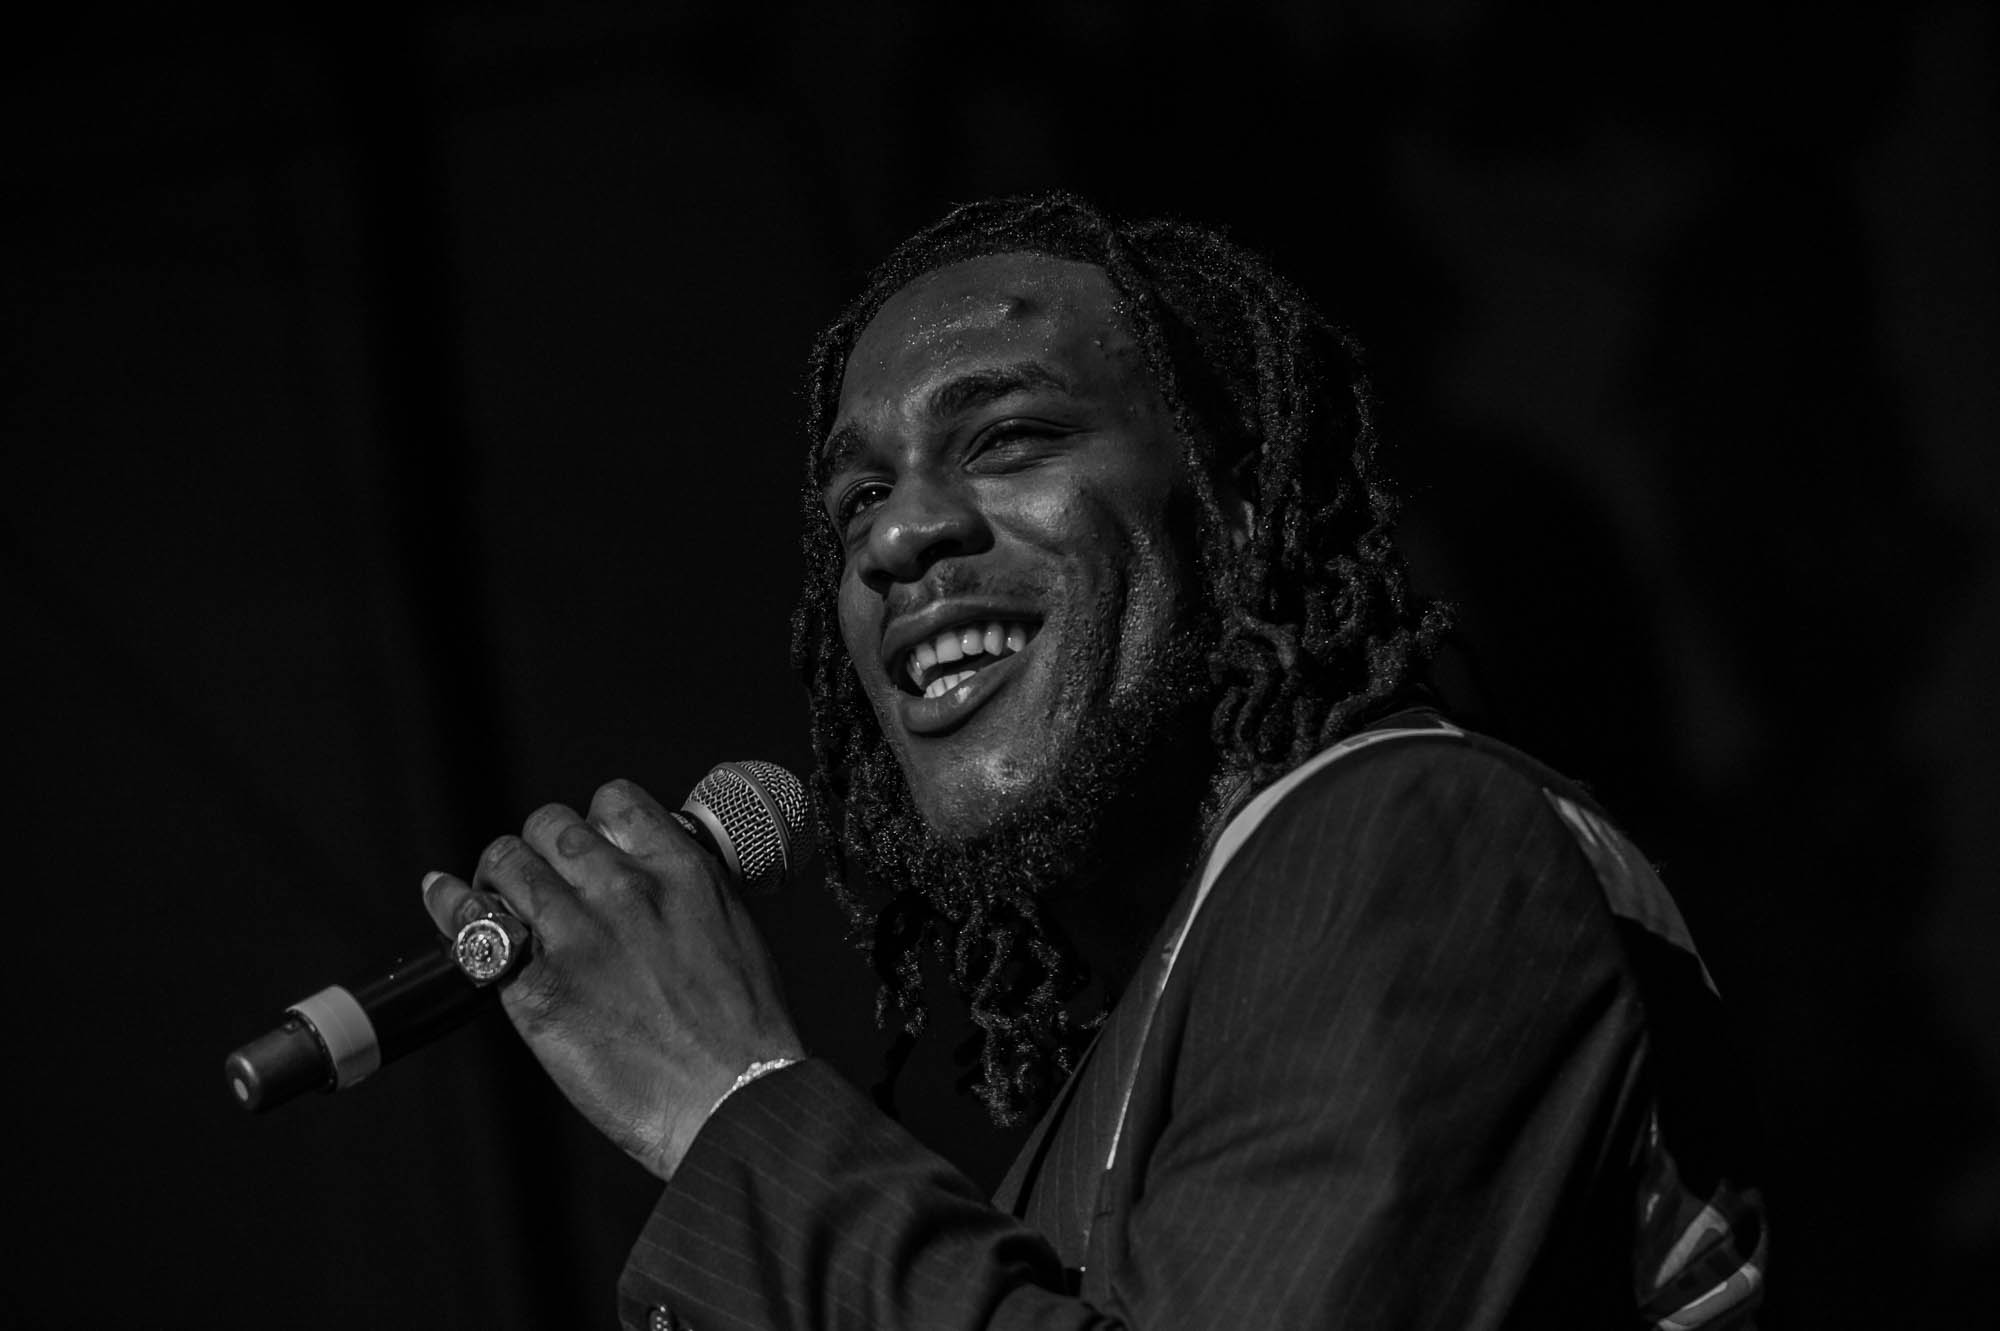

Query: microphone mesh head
683 761 813 894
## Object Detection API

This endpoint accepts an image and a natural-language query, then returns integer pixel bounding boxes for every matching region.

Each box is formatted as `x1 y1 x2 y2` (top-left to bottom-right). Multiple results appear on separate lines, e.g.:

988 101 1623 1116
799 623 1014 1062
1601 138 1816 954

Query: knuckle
523 802 573 839
554 821 598 858
483 835 525 868
595 777 640 805
605 866 655 898
507 966 568 1025
593 780 656 828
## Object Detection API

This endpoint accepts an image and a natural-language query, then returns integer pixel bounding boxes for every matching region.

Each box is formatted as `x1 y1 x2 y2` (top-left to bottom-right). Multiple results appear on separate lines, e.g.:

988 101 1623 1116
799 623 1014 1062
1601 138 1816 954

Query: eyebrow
817 360 1075 481
928 361 1072 421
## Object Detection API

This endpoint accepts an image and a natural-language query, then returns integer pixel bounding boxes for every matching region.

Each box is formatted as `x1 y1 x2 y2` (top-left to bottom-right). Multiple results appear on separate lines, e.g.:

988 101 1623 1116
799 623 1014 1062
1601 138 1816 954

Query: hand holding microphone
226 762 814 1179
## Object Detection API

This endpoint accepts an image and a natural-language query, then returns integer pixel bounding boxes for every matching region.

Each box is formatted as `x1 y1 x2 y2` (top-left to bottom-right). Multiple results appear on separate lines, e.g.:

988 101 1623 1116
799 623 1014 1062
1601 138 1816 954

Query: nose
855 472 990 592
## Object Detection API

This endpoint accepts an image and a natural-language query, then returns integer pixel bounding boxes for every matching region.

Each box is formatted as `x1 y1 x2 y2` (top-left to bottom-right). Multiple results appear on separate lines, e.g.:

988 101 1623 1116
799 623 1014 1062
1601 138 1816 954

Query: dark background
8 3 1994 1326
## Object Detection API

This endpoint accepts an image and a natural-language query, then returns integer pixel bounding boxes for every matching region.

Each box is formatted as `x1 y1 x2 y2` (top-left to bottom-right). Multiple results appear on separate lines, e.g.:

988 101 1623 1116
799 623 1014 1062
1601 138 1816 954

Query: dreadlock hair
788 192 1449 1124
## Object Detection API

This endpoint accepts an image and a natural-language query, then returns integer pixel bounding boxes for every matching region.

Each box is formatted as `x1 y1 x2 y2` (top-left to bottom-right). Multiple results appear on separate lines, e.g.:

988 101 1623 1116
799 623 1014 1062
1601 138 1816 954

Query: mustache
881 562 1055 623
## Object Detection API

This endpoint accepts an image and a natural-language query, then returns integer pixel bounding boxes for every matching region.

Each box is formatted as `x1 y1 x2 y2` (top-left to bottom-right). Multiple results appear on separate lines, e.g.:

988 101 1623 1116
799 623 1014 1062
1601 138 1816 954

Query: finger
419 869 509 940
521 800 637 902
473 833 574 931
587 778 690 860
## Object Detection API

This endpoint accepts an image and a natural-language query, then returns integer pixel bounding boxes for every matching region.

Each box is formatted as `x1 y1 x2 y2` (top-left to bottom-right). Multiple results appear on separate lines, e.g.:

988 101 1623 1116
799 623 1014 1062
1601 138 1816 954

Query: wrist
650 1053 805 1182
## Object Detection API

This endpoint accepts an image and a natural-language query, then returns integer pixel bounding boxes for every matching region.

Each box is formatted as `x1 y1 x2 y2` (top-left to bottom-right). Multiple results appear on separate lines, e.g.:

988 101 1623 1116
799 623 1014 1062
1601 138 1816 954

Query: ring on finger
454 906 531 985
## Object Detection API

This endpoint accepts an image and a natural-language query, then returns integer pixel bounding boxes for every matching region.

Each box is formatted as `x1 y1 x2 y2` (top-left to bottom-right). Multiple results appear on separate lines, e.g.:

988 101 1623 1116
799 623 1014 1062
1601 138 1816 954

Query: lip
893 642 1030 736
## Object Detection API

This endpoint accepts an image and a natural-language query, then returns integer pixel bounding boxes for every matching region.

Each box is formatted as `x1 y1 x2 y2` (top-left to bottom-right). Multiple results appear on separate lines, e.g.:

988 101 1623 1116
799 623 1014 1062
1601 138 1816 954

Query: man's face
823 253 1202 837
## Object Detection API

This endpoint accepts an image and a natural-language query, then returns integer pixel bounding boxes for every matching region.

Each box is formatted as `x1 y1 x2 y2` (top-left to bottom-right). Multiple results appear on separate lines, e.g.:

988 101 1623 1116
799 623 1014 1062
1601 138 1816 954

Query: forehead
838 253 1139 412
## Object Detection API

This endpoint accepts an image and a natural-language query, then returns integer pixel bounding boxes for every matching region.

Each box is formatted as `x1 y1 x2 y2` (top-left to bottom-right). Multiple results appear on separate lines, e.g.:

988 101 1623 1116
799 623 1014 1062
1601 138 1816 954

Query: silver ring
454 911 529 985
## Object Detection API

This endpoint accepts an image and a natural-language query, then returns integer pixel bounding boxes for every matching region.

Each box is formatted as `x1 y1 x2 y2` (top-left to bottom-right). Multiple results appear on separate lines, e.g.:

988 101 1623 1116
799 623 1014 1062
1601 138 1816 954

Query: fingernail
422 870 442 892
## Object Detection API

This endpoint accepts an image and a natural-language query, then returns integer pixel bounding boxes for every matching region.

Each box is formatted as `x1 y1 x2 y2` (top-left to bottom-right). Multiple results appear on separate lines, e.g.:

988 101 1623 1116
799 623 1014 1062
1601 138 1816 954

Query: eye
833 479 892 527
969 418 1067 467
979 419 1046 446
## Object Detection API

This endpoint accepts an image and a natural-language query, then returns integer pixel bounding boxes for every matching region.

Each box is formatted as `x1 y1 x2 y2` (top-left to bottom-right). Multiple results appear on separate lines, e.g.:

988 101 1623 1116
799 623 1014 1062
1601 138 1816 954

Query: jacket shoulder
1174 723 1645 993
1193 721 1711 998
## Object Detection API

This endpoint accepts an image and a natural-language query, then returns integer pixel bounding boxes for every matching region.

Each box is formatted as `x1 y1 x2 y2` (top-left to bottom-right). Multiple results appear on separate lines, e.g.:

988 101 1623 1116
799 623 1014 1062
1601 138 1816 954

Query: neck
1045 740 1232 1011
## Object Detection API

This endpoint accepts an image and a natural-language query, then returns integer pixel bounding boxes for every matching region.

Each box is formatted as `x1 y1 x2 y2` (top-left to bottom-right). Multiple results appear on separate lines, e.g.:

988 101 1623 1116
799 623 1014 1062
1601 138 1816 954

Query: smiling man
422 194 1766 1330
828 251 1201 832
809 246 1250 1121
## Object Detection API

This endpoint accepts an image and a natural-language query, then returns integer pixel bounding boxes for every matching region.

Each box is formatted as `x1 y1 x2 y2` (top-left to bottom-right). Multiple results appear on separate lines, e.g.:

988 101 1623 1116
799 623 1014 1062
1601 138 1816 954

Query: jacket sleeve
617 1057 1112 1331
620 741 1655 1330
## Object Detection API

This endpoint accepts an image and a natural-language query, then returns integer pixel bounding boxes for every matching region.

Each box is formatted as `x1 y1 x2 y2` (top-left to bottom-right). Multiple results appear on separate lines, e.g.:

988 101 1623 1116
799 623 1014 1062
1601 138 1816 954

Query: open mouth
895 619 1041 699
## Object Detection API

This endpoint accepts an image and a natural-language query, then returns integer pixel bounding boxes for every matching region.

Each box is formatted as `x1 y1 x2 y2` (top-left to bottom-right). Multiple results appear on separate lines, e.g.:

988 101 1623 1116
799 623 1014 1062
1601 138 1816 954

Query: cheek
1011 484 1088 546
1095 487 1201 694
1109 537 1186 680
1038 519 1157 697
834 575 880 685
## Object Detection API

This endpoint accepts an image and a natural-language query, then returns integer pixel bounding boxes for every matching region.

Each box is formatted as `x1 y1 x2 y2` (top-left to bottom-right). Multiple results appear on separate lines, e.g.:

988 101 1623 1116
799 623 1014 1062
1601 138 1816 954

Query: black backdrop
8 4 1994 1327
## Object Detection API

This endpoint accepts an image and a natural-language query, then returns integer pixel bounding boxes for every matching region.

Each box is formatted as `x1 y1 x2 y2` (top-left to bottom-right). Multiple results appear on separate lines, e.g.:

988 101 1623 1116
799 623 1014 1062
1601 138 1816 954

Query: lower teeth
923 668 976 700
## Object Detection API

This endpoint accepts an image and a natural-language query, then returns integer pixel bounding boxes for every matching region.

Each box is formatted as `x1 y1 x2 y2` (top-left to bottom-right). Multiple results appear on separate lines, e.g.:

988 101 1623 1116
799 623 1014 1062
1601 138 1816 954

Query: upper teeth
907 620 1030 699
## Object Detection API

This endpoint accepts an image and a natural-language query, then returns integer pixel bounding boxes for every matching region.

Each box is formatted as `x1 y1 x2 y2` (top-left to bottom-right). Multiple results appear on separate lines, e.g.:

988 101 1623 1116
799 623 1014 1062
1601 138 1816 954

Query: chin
898 734 1073 842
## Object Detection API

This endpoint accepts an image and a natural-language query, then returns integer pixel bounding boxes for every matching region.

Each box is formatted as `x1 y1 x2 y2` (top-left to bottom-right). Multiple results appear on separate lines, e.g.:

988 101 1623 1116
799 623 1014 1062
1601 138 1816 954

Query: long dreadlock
789 193 1448 1123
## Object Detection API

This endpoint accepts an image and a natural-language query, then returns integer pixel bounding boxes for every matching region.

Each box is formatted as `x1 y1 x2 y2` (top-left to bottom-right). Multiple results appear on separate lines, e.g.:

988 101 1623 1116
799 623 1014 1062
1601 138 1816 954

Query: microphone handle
223 812 724 1114
224 941 493 1113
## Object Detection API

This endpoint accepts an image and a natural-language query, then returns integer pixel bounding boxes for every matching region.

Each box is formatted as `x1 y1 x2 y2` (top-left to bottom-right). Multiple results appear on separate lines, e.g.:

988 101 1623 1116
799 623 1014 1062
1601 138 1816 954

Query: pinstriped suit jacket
619 716 1766 1330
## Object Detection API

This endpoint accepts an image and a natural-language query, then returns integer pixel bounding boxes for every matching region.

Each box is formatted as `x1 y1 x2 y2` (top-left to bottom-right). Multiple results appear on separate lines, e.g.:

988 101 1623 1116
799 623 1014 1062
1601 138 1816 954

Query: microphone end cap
224 1015 330 1114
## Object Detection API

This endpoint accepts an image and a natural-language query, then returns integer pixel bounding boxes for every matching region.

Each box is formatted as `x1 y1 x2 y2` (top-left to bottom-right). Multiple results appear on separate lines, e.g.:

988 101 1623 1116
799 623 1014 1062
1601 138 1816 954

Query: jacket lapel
989 928 1180 1265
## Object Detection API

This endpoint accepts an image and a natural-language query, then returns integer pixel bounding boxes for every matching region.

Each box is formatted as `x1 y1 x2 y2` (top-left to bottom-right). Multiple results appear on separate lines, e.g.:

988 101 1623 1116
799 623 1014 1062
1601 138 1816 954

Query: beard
834 615 1218 1126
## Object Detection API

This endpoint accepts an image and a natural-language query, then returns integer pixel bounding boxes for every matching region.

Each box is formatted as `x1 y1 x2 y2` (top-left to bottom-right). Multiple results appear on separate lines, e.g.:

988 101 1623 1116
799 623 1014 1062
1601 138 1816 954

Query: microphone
223 761 812 1114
